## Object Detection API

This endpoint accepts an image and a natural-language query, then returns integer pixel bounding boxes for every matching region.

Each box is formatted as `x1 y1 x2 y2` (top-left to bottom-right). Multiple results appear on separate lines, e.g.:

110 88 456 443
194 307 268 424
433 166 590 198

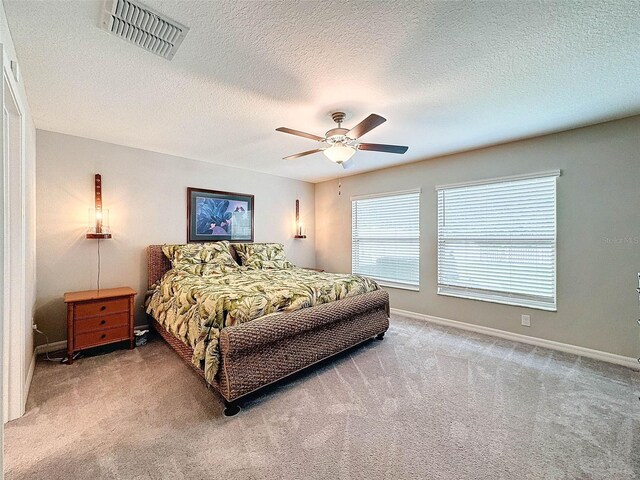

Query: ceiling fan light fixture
323 143 356 164
277 112 408 164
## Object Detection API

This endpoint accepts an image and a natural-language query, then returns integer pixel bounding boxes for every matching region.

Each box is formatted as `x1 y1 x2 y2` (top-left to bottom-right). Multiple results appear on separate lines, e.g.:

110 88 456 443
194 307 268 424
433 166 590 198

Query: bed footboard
217 289 389 401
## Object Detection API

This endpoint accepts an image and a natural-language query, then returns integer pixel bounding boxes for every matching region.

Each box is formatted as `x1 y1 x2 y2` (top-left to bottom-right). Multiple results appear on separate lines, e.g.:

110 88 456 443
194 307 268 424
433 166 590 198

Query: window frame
436 170 560 311
351 189 421 291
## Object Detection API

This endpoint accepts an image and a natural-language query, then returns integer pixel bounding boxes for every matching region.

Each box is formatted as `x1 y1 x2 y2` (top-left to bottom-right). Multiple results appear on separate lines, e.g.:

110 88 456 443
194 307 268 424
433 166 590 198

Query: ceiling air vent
100 0 189 60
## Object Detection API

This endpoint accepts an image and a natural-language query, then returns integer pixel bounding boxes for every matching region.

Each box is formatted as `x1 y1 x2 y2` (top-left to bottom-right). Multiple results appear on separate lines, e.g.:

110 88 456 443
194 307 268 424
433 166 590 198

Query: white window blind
352 190 420 289
437 171 559 311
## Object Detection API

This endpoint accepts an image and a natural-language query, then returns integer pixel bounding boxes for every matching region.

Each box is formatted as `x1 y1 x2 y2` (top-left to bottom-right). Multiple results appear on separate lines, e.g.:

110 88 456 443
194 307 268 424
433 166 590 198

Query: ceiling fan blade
276 127 324 142
358 143 408 154
283 149 324 160
341 158 355 169
347 114 386 139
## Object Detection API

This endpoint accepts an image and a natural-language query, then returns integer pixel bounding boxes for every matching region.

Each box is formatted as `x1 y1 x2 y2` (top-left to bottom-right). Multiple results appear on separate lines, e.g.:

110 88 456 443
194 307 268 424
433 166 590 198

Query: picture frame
187 187 254 243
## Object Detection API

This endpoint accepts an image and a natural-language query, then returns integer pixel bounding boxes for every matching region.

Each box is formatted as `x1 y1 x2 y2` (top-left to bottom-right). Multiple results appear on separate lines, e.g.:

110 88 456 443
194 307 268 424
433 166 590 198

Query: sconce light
294 199 306 239
86 174 112 239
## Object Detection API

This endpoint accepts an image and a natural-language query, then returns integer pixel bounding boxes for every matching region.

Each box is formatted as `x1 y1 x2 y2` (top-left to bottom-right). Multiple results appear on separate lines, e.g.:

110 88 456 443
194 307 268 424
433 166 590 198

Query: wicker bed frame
147 245 390 416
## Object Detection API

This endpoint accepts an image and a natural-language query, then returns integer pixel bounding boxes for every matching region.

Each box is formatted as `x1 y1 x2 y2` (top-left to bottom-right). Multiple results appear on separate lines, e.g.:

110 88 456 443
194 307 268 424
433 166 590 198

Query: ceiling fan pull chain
338 177 342 196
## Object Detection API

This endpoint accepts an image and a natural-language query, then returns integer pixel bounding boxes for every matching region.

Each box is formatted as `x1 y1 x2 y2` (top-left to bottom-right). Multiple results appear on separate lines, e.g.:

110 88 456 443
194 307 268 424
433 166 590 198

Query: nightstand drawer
75 298 129 318
75 312 129 334
75 325 130 349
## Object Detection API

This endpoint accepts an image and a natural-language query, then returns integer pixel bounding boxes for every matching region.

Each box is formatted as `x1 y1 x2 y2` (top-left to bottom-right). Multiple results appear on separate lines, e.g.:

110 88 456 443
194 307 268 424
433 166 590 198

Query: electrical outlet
521 315 531 327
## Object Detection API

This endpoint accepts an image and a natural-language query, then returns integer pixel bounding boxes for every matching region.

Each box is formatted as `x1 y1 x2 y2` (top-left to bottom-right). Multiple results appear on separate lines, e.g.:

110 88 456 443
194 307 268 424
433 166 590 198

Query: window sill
437 289 556 312
377 281 420 292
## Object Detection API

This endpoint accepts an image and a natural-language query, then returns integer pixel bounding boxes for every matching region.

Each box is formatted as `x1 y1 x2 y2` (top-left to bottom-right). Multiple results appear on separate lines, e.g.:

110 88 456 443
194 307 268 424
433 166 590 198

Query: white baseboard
35 340 67 354
24 351 36 405
390 307 640 371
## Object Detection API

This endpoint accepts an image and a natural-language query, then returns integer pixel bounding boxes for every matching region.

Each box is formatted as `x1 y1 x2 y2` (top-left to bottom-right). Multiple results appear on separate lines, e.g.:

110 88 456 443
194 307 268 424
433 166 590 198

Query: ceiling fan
276 112 408 169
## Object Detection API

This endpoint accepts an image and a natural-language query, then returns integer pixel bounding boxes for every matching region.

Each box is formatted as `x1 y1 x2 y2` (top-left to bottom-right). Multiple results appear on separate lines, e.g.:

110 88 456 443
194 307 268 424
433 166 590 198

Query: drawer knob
100 319 106 325
100 305 107 311
100 333 106 339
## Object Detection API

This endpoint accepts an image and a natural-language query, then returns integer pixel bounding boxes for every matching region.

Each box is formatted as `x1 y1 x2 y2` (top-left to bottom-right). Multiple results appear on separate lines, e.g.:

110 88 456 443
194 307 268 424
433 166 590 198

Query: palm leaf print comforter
146 267 379 382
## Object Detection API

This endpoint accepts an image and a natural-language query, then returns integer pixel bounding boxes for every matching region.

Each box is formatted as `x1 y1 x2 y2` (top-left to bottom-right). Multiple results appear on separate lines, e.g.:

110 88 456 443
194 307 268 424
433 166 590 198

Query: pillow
233 243 294 269
162 241 238 273
172 263 231 276
200 242 239 268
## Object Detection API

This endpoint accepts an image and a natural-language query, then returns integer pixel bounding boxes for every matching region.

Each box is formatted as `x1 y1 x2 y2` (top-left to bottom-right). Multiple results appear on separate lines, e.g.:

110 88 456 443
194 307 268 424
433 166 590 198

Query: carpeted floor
5 314 640 480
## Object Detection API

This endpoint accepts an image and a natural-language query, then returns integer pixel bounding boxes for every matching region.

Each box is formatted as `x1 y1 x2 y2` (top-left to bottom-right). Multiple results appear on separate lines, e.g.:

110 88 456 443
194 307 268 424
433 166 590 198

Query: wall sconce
86 174 112 239
295 199 306 239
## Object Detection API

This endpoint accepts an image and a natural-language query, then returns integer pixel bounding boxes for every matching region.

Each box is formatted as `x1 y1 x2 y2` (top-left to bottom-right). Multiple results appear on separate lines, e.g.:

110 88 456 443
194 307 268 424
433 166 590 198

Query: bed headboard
147 244 242 289
147 245 172 289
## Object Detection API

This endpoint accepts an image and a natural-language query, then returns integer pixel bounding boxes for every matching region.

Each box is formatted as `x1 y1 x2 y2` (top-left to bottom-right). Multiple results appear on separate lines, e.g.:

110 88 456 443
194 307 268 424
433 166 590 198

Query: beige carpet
5 314 640 480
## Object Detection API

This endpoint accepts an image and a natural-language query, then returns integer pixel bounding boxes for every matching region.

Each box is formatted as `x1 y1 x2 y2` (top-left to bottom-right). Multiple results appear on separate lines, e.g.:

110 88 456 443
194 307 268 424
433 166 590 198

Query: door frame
2 58 27 423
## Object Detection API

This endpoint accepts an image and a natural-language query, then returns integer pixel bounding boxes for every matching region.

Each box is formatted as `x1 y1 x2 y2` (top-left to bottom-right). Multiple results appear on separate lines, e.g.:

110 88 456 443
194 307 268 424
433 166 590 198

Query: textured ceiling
4 0 640 183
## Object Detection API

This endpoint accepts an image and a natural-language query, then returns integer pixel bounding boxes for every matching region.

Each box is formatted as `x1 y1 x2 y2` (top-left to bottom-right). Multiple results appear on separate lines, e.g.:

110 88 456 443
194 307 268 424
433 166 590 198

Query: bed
146 244 390 415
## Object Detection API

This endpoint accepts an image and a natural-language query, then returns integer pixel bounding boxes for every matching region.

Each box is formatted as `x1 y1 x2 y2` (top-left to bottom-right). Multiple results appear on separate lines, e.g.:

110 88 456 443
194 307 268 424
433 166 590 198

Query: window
352 190 420 290
437 171 559 311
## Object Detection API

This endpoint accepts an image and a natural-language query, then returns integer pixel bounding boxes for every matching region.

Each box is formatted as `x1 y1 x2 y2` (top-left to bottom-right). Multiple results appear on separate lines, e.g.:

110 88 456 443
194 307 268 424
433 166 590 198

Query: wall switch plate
521 314 531 327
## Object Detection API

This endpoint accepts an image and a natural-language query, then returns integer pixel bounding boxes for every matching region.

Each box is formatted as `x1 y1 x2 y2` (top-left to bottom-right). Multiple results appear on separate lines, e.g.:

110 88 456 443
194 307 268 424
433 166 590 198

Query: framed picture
187 187 254 243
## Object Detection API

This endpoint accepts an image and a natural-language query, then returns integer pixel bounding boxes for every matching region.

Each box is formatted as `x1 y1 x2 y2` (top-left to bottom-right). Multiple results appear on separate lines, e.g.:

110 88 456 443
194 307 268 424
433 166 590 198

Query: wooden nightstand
63 287 137 364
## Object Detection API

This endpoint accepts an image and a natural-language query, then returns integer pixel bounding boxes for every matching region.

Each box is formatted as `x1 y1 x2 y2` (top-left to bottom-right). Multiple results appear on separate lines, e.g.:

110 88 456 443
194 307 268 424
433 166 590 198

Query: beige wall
35 130 316 344
316 116 640 359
